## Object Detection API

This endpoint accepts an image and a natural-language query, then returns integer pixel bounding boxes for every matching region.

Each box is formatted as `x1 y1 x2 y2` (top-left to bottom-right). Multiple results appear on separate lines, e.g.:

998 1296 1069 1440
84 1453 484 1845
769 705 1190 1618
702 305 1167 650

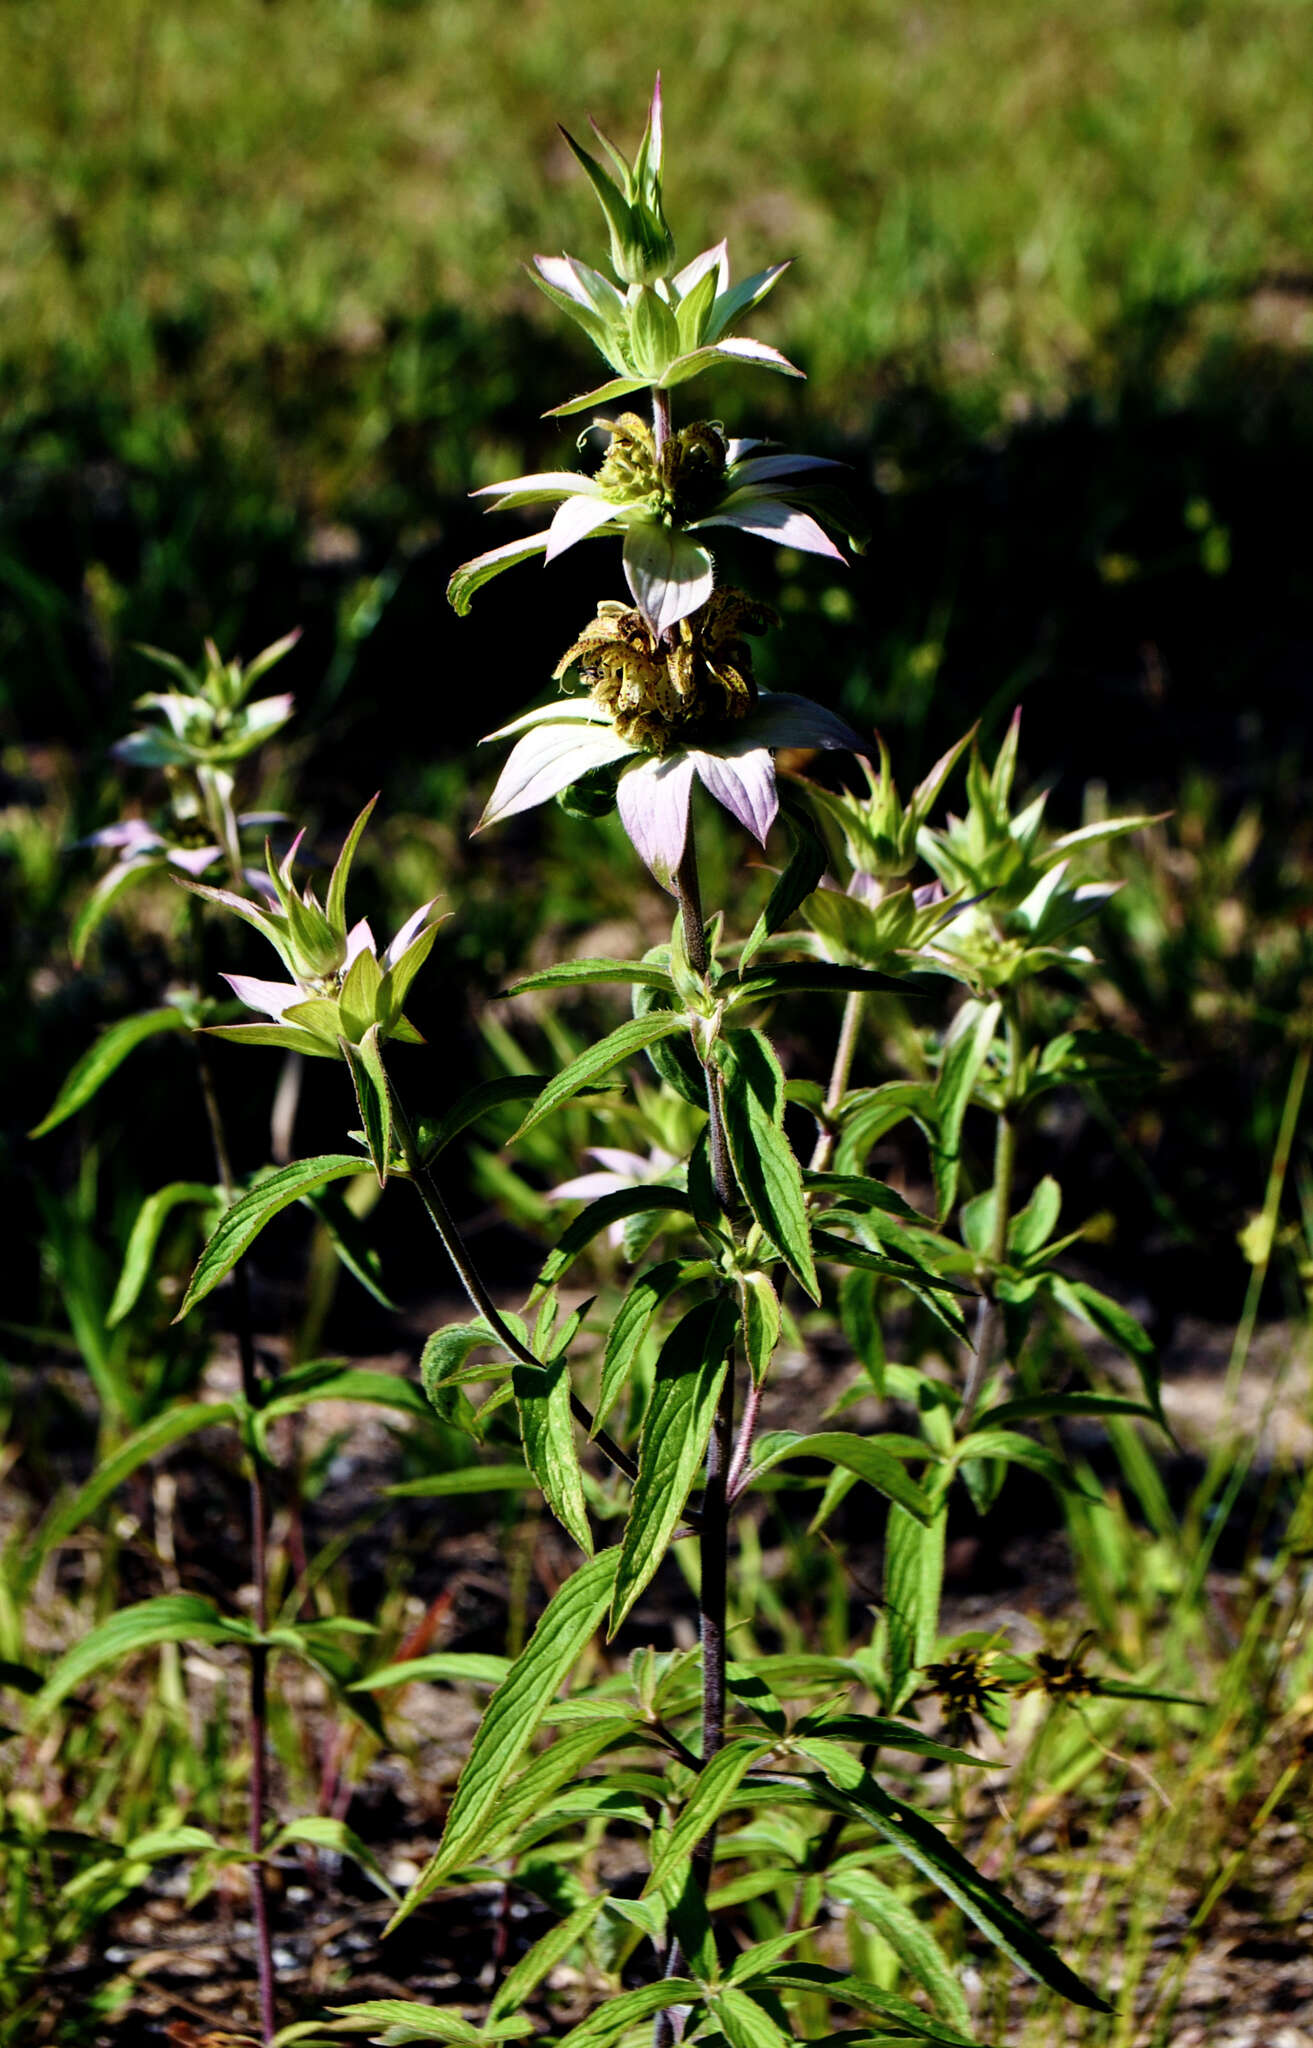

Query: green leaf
883 1502 947 1709
513 1344 593 1556
30 1007 189 1137
552 1981 704 2048
342 1025 395 1185
176 1156 375 1319
806 1172 921 1221
488 1897 606 2021
384 1465 535 1502
447 530 552 615
748 1431 933 1522
716 1032 818 1301
415 1075 550 1161
504 958 675 995
479 1720 636 1864
419 1316 522 1436
709 1987 792 2048
29 1595 250 1721
595 1259 709 1434
327 2001 531 2043
792 1715 984 1768
304 1184 397 1310
611 1299 737 1633
350 1652 511 1692
952 1428 1097 1500
751 1964 978 2047
739 1270 781 1386
796 1743 1110 2009
27 1399 238 1577
984 1391 1159 1428
70 858 156 966
644 1737 773 1895
1009 1174 1061 1260
511 1013 688 1140
258 1364 433 1429
727 963 902 1005
834 1081 937 1177
1050 1276 1163 1422
391 1548 620 1920
325 795 379 937
534 1185 691 1292
828 1866 974 2036
933 998 1002 1216
545 374 652 419
270 1816 398 1901
738 792 830 972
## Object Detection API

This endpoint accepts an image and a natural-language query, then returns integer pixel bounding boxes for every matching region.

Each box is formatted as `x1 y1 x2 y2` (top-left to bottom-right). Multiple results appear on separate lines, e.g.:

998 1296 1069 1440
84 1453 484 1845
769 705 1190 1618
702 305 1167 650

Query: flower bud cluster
554 589 775 754
191 797 446 1059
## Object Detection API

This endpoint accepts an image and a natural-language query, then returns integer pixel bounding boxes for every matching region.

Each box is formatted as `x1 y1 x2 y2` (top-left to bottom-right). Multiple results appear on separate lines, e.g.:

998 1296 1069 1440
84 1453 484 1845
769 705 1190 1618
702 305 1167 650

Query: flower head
477 589 865 890
450 421 846 638
190 797 446 1058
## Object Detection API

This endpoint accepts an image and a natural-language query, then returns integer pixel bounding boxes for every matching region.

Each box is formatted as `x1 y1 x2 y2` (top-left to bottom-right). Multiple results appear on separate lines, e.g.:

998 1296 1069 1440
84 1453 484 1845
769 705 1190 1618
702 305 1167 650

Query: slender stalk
958 999 1022 1432
191 922 277 2044
389 1089 642 1490
808 987 866 1174
652 385 672 462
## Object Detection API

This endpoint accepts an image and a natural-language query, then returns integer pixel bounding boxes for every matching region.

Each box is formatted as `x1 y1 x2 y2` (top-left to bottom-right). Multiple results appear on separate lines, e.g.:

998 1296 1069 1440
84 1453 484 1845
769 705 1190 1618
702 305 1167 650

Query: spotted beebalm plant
41 74 1174 2048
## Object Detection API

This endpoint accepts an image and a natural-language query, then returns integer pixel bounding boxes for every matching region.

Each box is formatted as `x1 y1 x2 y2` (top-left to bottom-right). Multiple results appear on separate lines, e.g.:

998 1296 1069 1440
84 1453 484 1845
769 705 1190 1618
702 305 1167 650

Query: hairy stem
652 384 672 462
809 987 866 1173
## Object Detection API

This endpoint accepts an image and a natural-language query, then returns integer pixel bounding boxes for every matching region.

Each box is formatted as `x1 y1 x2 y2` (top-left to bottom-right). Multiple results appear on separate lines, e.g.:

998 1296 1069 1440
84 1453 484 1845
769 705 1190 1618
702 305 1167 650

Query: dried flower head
555 588 773 754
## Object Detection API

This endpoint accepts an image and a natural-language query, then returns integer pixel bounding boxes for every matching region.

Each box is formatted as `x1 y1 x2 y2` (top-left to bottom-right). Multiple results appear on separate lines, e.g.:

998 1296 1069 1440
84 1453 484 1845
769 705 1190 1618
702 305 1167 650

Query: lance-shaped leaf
747 1430 934 1522
707 1987 792 2048
738 789 829 973
827 1863 974 2037
488 1896 608 2023
595 1258 710 1433
504 957 675 995
611 1297 737 1632
175 1156 375 1319
390 1548 619 1922
883 1500 946 1709
534 1184 691 1292
447 530 552 616
510 1012 689 1140
739 1270 781 1386
30 1007 190 1137
643 1737 774 1895
107 1181 219 1325
950 1428 1099 1501
29 1595 252 1721
553 1981 705 2048
342 1024 394 1185
795 1740 1111 2009
748 1964 979 2048
933 997 1002 1216
716 1031 819 1301
327 2003 531 2043
24 1400 238 1584
513 1306 593 1555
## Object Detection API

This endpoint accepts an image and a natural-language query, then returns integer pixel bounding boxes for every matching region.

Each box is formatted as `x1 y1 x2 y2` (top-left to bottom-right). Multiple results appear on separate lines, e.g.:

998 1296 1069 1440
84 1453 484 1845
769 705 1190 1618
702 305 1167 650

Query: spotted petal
479 721 636 831
616 752 696 890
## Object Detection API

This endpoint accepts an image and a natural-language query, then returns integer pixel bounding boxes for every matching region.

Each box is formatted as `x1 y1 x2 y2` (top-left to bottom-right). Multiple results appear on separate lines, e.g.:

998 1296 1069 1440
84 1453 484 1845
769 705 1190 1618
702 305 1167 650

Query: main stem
958 999 1021 1432
808 987 866 1174
194 1039 277 2044
653 823 737 2039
